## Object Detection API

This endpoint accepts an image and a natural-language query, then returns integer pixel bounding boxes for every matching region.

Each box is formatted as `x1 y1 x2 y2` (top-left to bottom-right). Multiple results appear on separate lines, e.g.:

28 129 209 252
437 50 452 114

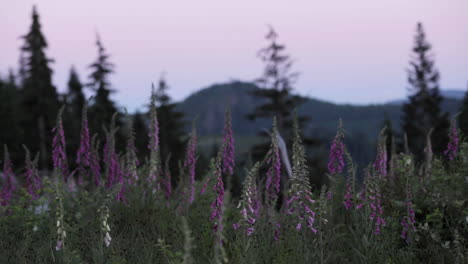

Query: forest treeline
1 7 468 191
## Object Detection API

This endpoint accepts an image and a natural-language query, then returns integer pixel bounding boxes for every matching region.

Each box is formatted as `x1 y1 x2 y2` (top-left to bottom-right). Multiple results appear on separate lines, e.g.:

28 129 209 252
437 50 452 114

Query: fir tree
67 67 86 120
0 71 23 163
247 26 304 137
459 83 468 137
87 35 121 142
64 67 86 167
132 110 149 162
246 26 323 187
20 6 59 168
246 27 316 159
402 22 450 163
152 75 186 185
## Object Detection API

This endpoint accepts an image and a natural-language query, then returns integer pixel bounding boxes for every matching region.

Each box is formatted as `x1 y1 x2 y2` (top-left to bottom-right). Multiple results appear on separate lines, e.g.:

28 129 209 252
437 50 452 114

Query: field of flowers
0 95 467 263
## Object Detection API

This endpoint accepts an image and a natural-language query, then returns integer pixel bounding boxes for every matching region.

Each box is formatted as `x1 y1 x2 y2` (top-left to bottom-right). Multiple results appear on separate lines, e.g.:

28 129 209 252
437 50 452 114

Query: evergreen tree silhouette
87 35 121 143
63 67 86 167
67 67 86 120
402 22 449 163
132 110 149 162
246 26 318 163
152 75 186 184
459 83 468 137
20 6 59 168
0 71 23 163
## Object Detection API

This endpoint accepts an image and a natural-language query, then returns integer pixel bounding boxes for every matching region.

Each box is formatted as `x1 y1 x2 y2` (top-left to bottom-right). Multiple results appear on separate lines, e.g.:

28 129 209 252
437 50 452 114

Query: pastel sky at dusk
2 0 468 112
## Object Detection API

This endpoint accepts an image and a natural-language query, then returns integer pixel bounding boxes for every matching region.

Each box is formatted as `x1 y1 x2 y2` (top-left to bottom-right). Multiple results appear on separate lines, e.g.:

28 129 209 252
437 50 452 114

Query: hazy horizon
2 0 468 112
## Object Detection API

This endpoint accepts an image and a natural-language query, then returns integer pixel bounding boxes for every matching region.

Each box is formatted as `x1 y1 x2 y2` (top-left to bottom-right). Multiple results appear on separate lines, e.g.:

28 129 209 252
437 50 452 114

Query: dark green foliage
63 67 86 168
0 72 23 163
0 139 467 263
153 76 187 186
402 23 450 163
20 6 60 168
132 110 149 162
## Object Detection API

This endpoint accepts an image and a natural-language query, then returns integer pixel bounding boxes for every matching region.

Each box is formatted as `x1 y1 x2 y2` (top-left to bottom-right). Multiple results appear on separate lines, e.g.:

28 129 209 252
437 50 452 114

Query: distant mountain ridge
177 81 464 139
386 89 466 105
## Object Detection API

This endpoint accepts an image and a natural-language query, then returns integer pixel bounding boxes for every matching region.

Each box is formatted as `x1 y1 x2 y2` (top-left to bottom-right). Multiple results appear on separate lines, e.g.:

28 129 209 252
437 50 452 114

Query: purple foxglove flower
210 149 225 232
52 107 68 181
328 120 345 175
444 118 459 161
147 84 161 186
184 124 197 204
125 123 139 185
23 146 41 200
1 146 15 206
222 109 235 176
90 136 101 187
266 120 281 209
76 105 90 167
234 162 260 236
274 223 281 241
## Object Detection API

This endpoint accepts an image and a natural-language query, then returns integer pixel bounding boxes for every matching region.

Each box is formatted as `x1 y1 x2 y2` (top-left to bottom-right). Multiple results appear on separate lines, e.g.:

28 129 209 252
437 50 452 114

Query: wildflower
374 127 388 177
125 118 139 185
52 107 68 181
274 223 281 241
401 177 416 243
76 103 90 167
234 162 260 236
266 118 281 209
328 119 345 175
1 146 15 206
148 84 161 186
90 135 102 187
210 145 225 232
100 205 112 247
55 186 66 251
103 113 119 188
287 115 317 234
184 122 197 205
23 145 41 200
368 169 385 234
444 118 459 161
163 156 172 201
222 108 235 176
343 150 354 210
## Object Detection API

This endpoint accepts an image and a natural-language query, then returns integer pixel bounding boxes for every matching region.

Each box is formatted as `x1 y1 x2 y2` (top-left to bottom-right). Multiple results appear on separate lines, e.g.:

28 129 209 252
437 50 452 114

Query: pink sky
2 0 468 111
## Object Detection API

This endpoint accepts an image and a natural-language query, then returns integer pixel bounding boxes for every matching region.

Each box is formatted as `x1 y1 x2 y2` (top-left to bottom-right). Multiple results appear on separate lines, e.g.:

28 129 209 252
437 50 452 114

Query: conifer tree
247 26 304 137
87 35 121 142
0 71 23 163
20 6 59 168
132 110 149 162
402 23 450 163
246 26 321 179
64 67 86 166
67 67 85 120
152 75 186 183
459 83 468 137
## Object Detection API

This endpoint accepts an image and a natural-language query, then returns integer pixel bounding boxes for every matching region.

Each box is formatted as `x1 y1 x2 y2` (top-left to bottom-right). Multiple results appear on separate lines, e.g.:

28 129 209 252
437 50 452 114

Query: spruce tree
67 67 86 120
20 6 60 168
152 75 186 183
402 22 450 163
63 67 86 166
87 35 121 142
246 26 317 165
0 71 23 163
459 83 468 137
132 110 149 162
